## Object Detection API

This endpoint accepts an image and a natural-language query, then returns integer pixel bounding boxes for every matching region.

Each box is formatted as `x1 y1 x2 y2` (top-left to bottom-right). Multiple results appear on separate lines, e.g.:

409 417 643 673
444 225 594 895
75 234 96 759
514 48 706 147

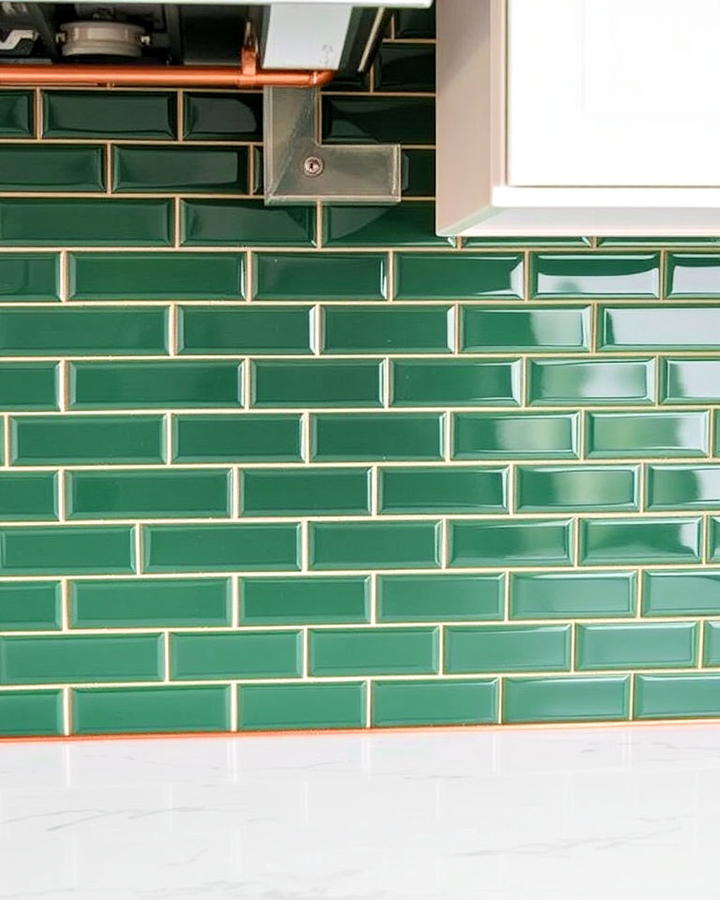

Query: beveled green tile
241 576 369 624
531 253 660 297
73 685 230 734
706 518 720 562
254 252 387 300
69 252 243 300
0 633 160 683
70 578 231 628
600 306 720 349
44 91 176 139
379 466 507 513
0 582 61 631
171 631 301 680
453 412 579 459
462 306 590 351
0 689 62 736
173 414 302 463
504 675 630 723
643 570 720 616
239 682 365 731
662 359 720 404
516 465 639 512
0 473 58 521
396 254 524 300
666 253 720 297
586 411 710 459
179 306 312 356
309 521 440 570
577 622 697 671
182 200 315 246
528 359 655 405
309 627 438 675
243 468 370 516
323 203 450 247
0 525 134 575
67 470 230 519
599 237 720 246
312 413 444 461
703 622 720 666
0 254 60 301
401 149 435 197
0 91 33 137
12 415 164 465
394 6 435 37
114 146 247 193
373 43 435 92
143 523 301 573
377 574 504 622
0 363 58 409
448 519 573 567
252 360 382 408
70 361 241 410
323 305 451 354
580 517 702 565
391 359 521 407
510 572 636 619
183 92 262 140
647 465 720 510
0 199 172 246
0 145 104 192
635 674 720 719
322 96 435 144
373 679 498 727
445 624 571 673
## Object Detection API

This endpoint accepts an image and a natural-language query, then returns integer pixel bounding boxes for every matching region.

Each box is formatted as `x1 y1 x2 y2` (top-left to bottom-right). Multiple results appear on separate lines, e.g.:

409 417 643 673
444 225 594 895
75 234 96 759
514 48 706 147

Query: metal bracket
263 85 401 205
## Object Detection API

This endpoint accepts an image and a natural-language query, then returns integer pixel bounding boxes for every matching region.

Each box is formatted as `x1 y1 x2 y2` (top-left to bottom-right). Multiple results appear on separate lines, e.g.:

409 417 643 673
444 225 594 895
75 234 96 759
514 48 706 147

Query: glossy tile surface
173 415 302 462
240 576 370 625
239 682 365 730
391 359 521 407
528 359 655 405
0 90 33 137
601 306 720 349
0 253 60 301
445 624 571 673
324 203 449 247
309 627 439 675
647 465 720 510
252 360 382 408
586 411 710 458
666 253 720 297
516 465 639 511
453 412 579 459
531 253 660 297
462 306 591 351
179 306 312 355
242 467 370 516
510 572 636 619
113 146 248 194
183 200 316 246
576 623 698 670
170 631 301 680
309 521 440 570
642 570 720 616
43 91 176 138
312 413 444 461
372 679 497 726
322 305 452 353
448 519 573 567
580 517 702 565
0 582 61 631
662 359 720 404
379 466 507 514
0 362 58 409
395 254 523 299
0 145 104 192
254 252 387 300
377 573 504 622
182 92 262 140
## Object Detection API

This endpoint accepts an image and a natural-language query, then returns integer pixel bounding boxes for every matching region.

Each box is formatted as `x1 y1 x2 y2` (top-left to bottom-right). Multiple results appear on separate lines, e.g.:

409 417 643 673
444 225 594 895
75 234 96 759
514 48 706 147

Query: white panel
262 3 352 69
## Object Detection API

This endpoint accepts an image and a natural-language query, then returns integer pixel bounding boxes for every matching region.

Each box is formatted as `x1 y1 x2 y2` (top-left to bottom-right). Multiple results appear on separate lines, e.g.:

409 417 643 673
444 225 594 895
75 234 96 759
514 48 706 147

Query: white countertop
1 723 718 899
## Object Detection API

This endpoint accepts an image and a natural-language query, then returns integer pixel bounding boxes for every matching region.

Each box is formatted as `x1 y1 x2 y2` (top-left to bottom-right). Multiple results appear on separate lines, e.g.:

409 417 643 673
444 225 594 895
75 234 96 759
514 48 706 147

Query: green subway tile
395 6 435 37
239 682 365 731
69 252 243 300
462 306 590 352
0 582 61 631
580 517 702 565
635 674 720 719
0 307 167 356
310 627 438 675
666 253 720 297
531 253 660 297
445 624 571 674
143 523 300 573
0 145 103 192
504 675 630 723
396 254 524 300
67 470 230 519
449 519 573 568
323 203 449 247
373 679 498 728
173 414 301 463
662 359 720 404
171 631 301 680
643 570 720 616
576 622 697 671
707 518 720 562
0 91 33 137
391 359 521 407
0 689 62 736
242 468 370 516
0 363 58 409
252 361 382 408
241 576 369 625
0 525 134 575
377 574 504 622
44 91 176 139
453 413 579 460
598 237 720 247
70 578 231 628
510 572 636 619
647 465 720 510
0 473 58 521
586 411 710 459
401 149 435 197
379 466 507 514
528 359 655 406
516 465 639 512
0 633 160 684
374 43 435 92
310 521 440 570
12 415 164 465
312 413 444 461
73 685 230 735
182 200 315 246
114 146 247 193
70 361 241 410
703 622 720 666
179 306 312 356
0 199 172 246
322 96 434 144
323 305 451 354
600 306 720 349
254 252 387 300
0 254 59 301
183 92 262 141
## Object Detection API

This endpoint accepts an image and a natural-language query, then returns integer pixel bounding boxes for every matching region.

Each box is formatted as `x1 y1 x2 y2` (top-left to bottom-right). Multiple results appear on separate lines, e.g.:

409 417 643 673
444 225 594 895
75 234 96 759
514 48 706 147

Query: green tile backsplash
2 7 720 737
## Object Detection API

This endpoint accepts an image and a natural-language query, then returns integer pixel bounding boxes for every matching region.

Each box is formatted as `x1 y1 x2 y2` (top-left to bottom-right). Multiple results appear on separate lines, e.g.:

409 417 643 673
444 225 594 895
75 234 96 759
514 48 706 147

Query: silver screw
303 156 325 177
